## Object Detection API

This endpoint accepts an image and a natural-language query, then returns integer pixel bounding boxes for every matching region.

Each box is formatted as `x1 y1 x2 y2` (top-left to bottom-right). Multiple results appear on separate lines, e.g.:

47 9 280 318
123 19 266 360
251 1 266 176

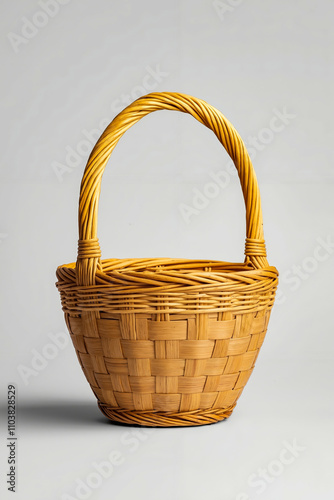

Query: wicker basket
56 92 278 427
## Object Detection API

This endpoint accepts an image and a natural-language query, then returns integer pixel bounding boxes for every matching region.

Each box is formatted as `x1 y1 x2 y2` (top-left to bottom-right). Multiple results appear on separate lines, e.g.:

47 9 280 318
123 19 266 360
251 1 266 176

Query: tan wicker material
56 92 278 427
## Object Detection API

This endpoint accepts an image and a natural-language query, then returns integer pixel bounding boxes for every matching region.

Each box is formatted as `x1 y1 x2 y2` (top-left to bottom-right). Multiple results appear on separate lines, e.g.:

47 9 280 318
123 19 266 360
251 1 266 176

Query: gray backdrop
1 1 333 499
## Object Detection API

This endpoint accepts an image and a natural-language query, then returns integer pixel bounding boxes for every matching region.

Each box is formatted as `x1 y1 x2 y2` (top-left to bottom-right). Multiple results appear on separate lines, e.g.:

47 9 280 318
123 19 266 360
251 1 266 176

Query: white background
1 1 333 499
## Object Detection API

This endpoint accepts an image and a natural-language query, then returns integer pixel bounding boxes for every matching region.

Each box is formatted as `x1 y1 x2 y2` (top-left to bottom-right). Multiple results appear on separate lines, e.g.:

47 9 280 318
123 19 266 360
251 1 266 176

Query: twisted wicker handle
77 92 268 285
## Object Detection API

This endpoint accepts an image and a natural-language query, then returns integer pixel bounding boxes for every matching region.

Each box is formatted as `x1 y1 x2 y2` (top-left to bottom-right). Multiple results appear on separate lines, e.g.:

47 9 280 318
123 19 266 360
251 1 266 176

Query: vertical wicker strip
56 92 278 427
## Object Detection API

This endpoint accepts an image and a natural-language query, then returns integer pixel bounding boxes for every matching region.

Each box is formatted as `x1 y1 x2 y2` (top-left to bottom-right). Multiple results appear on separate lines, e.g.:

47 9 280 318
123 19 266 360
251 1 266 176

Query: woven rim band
98 401 236 427
77 238 101 259
245 238 267 257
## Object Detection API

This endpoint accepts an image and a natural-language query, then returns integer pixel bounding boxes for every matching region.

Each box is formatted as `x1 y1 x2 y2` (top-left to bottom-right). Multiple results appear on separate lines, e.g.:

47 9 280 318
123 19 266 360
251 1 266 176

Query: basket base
98 401 236 427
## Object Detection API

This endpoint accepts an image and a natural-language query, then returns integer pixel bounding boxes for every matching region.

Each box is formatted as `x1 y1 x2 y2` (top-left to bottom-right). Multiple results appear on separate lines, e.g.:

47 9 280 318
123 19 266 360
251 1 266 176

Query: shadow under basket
56 92 278 427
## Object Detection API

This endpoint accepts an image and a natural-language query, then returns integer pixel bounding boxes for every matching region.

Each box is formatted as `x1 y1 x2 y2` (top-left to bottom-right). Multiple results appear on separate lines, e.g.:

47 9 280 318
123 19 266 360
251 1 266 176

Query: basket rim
56 258 278 314
56 257 278 289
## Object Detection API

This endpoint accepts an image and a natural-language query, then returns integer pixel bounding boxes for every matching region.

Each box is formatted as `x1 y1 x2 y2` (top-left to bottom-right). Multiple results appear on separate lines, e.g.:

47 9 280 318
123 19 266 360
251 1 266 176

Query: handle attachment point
78 238 101 260
245 238 267 257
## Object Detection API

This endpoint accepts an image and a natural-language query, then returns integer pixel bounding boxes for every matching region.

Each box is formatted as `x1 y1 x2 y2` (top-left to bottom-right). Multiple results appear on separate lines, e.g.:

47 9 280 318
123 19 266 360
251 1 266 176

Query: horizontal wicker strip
56 92 278 427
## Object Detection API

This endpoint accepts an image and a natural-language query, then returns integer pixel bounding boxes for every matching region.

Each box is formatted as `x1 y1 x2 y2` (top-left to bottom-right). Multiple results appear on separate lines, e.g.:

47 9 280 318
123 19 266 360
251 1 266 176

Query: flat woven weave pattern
56 92 278 427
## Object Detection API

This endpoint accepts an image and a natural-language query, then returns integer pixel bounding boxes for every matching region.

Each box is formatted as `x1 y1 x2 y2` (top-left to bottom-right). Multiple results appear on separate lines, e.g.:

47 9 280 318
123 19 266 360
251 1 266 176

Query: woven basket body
56 92 278 427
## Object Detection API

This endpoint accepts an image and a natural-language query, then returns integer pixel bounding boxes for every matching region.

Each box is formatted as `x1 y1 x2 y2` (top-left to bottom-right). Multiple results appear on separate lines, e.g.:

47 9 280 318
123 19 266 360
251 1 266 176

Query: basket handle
76 92 268 285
